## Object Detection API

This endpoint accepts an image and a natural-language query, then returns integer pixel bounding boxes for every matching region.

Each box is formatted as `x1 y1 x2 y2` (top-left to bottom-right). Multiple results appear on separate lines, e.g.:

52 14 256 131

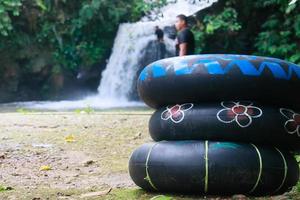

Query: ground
0 109 299 200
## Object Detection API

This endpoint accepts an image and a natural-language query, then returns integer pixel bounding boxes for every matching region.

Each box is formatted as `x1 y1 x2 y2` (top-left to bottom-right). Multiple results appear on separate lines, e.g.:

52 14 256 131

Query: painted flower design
217 101 262 128
161 103 193 123
280 108 300 136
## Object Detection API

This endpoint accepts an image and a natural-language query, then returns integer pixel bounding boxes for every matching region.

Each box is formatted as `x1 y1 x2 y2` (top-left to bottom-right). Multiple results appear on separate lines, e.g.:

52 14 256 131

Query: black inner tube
129 141 299 196
149 102 300 151
137 55 300 108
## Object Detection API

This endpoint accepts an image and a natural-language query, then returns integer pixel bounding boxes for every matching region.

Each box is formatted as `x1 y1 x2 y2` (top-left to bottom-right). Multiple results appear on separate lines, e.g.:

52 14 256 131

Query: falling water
97 21 175 100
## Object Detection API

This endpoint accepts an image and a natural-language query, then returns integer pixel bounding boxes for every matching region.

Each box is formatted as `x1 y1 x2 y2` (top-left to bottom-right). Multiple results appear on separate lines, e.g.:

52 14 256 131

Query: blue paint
225 60 260 76
174 63 197 75
202 59 290 78
139 56 300 81
288 63 300 78
152 64 166 78
259 62 288 79
199 60 224 74
139 68 148 81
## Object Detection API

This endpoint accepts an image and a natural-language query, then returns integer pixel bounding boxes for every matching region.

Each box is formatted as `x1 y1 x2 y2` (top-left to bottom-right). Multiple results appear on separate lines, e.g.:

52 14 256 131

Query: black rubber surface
129 141 299 195
137 54 300 108
149 102 300 151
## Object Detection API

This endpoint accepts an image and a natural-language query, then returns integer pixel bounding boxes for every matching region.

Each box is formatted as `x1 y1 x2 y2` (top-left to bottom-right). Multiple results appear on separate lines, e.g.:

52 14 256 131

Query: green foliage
192 6 242 54
16 108 32 114
0 0 163 73
192 0 300 64
74 105 94 114
203 8 241 35
0 0 22 36
255 0 300 63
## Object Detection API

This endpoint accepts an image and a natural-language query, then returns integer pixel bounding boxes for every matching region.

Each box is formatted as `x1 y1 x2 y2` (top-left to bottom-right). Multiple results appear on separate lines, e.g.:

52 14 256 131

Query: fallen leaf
65 134 75 143
79 188 111 198
39 165 51 171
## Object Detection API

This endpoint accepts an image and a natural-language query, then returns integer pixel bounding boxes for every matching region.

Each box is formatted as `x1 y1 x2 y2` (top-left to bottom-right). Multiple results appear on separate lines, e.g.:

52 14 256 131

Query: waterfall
97 21 175 100
97 0 218 102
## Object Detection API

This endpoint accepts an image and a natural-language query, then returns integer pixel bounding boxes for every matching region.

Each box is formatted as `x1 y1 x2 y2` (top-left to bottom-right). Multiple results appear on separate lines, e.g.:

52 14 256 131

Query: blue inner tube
137 54 300 108
149 102 300 151
129 141 299 195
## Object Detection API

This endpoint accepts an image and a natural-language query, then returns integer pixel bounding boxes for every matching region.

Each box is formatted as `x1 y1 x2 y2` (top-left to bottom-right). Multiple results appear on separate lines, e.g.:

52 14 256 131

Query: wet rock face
76 64 102 87
75 60 109 97
0 58 21 102
129 39 175 101
0 51 57 103
163 25 177 40
0 42 109 103
0 48 74 103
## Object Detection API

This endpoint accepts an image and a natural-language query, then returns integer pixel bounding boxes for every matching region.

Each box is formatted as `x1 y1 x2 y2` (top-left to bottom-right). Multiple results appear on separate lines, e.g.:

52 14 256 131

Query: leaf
35 0 47 11
65 134 75 143
289 52 300 63
150 195 173 200
289 0 298 5
39 165 51 171
12 9 19 16
0 185 13 192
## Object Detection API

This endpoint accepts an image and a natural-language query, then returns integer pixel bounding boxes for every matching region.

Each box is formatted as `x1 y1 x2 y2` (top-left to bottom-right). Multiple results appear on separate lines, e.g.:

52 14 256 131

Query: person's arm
179 43 188 56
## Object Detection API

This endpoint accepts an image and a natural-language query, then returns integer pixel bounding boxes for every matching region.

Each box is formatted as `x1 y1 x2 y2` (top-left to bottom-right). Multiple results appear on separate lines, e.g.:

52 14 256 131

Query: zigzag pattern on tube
139 54 300 80
137 55 300 108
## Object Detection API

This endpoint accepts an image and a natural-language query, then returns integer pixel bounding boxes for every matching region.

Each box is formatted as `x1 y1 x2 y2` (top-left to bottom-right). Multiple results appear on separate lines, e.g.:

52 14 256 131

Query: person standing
155 26 164 42
154 26 166 59
175 14 195 56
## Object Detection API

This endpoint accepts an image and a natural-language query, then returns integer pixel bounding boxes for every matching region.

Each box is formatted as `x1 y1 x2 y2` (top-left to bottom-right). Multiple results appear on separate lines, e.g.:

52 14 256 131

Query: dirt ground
0 110 299 200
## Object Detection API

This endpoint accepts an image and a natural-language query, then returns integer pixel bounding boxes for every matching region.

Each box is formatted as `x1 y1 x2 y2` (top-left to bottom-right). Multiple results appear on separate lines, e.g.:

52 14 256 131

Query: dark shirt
155 28 164 40
176 27 195 56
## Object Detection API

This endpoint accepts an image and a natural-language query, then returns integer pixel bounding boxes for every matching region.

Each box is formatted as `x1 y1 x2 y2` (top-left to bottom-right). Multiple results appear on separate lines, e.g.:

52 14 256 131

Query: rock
2 137 11 140
83 160 94 167
133 132 142 140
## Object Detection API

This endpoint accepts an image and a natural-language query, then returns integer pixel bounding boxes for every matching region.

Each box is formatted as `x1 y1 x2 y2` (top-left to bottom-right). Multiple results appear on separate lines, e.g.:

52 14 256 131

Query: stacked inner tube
129 54 300 196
